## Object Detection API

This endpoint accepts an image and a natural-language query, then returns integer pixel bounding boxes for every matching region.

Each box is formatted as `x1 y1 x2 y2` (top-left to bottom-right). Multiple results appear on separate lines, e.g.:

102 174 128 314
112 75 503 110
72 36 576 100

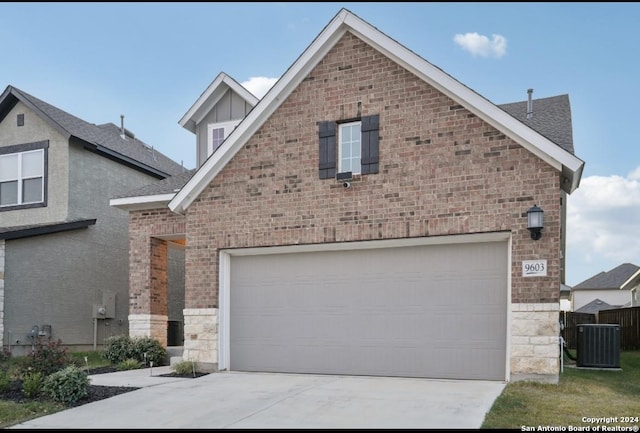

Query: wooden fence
561 307 640 350
560 311 596 350
598 306 640 350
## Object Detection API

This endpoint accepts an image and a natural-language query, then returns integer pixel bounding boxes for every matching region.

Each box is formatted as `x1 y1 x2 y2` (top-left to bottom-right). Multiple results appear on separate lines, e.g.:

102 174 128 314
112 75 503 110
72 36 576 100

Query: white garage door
229 240 508 380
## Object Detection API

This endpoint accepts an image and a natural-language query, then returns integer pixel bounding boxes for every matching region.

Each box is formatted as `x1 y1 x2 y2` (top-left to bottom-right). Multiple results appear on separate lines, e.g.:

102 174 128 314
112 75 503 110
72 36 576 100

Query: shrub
102 335 134 364
42 365 89 405
22 371 43 398
0 346 12 363
20 338 70 377
0 370 10 392
130 337 167 367
102 335 166 366
172 360 196 376
116 358 142 371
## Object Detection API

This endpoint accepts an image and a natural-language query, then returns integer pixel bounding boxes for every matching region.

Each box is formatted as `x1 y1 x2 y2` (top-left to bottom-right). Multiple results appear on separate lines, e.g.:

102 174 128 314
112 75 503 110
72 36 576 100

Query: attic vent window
17 114 24 127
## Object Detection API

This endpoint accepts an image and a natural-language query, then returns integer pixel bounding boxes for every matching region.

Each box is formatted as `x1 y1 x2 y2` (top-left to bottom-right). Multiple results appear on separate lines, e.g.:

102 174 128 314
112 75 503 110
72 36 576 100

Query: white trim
218 231 511 376
620 268 640 290
219 250 231 371
109 193 175 211
338 121 361 175
179 72 258 133
506 234 513 382
170 8 584 215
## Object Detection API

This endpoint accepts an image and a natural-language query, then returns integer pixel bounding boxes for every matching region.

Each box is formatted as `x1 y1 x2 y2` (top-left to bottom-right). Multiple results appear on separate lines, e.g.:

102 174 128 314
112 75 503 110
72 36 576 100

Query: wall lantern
527 204 544 240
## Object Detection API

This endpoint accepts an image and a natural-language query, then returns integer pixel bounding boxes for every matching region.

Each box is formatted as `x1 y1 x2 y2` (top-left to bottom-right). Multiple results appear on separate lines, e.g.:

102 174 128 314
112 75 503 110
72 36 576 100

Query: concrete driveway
11 370 506 429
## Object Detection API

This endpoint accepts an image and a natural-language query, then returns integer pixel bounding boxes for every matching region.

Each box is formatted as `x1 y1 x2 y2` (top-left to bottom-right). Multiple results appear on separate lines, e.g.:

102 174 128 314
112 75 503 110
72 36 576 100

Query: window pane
339 122 361 174
0 181 18 206
23 178 43 203
0 154 18 181
22 151 43 177
210 127 225 154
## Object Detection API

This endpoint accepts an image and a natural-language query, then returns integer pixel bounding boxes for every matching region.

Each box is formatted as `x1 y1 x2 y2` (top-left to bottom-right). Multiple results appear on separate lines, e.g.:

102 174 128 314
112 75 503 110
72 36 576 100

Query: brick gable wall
184 31 561 309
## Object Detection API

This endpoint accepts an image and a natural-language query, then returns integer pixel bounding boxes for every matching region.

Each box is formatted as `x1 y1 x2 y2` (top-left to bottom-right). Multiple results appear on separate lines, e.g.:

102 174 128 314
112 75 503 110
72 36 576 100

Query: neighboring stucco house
572 263 640 312
0 85 186 355
111 9 584 383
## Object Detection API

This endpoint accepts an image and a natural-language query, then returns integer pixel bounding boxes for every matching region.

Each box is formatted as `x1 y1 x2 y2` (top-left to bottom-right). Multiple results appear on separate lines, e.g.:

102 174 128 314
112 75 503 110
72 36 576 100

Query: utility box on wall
576 324 620 368
102 291 116 319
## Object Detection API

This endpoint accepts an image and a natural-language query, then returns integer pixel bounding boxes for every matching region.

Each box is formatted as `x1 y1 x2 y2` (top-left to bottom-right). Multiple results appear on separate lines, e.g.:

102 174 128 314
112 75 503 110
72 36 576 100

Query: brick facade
128 207 185 345
186 32 561 307
127 32 564 380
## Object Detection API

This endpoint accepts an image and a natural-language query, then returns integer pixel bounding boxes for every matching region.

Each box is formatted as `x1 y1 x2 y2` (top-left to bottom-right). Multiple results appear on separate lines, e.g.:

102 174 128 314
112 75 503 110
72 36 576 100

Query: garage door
229 241 507 380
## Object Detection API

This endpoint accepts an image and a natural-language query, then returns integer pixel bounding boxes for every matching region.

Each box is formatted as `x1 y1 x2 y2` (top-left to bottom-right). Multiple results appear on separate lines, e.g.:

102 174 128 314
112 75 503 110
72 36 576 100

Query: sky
1 2 638 288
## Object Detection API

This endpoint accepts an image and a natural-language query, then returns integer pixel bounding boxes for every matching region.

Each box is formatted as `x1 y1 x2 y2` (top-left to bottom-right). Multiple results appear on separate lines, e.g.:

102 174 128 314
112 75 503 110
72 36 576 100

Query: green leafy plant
101 335 134 364
116 358 142 371
22 372 43 398
0 370 10 393
130 336 167 367
42 365 89 405
171 360 196 376
102 335 166 366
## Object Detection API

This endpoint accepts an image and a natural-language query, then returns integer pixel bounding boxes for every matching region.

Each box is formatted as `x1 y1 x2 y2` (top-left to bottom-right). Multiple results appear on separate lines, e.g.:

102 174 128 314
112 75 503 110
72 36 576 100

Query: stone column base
128 314 168 346
182 308 218 373
511 303 560 384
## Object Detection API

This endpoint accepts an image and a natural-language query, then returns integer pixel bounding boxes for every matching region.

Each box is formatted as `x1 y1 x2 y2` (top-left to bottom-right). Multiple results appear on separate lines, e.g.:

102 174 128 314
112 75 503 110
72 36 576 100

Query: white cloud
566 169 640 284
241 77 278 99
453 32 507 58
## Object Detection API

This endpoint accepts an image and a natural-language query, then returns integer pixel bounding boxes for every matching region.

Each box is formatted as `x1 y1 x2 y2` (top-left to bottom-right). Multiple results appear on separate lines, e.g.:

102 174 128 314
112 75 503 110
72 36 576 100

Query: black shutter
361 114 379 174
318 121 336 179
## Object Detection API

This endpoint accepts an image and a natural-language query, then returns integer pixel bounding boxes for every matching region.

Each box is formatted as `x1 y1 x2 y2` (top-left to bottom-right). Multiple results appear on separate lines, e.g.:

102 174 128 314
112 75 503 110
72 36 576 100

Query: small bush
130 337 167 367
20 338 70 377
172 360 196 375
0 346 12 363
42 365 89 405
116 358 142 371
0 370 11 392
102 335 134 364
22 371 44 398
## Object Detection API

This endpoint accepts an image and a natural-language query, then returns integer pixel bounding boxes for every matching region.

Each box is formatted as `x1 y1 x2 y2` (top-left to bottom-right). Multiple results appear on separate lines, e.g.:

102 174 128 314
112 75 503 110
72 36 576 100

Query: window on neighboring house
318 114 379 179
0 141 47 209
207 120 240 157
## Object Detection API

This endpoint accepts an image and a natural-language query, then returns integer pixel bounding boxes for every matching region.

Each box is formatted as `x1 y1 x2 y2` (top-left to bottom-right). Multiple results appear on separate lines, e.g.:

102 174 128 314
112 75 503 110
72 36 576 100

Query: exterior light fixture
527 204 544 240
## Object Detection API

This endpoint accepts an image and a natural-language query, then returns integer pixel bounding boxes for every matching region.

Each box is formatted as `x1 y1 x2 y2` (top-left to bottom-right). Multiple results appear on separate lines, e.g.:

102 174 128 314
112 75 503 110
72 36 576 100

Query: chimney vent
120 114 126 139
526 89 534 119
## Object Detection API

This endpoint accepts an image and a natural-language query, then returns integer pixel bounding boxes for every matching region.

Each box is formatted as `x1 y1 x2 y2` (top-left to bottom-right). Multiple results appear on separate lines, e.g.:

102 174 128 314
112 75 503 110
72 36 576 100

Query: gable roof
574 298 620 314
168 9 584 215
179 72 259 134
499 94 574 155
0 85 185 178
110 168 196 211
573 263 640 290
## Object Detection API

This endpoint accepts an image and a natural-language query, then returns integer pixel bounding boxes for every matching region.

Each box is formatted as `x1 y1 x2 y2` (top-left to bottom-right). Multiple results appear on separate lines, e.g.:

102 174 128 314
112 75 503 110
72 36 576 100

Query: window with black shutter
317 114 379 179
318 121 337 179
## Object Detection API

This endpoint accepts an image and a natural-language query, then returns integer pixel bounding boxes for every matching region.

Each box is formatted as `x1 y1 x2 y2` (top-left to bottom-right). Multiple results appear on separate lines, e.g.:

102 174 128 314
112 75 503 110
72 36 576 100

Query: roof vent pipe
120 114 126 139
527 88 534 119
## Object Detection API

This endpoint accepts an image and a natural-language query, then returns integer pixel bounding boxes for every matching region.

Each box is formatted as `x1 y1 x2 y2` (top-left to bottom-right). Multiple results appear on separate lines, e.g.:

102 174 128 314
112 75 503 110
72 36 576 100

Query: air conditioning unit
576 324 620 368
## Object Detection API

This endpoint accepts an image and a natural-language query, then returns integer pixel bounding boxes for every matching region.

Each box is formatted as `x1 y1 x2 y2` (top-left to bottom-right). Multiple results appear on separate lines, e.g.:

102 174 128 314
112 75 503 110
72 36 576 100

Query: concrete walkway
10 368 506 429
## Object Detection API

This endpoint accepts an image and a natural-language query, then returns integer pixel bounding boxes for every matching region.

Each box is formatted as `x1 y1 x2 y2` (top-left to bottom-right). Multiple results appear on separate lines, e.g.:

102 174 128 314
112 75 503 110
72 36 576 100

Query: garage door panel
230 241 507 380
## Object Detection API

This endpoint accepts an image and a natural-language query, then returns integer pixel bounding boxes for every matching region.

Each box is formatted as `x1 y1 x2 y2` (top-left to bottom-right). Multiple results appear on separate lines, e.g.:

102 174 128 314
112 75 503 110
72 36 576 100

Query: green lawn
482 350 640 429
